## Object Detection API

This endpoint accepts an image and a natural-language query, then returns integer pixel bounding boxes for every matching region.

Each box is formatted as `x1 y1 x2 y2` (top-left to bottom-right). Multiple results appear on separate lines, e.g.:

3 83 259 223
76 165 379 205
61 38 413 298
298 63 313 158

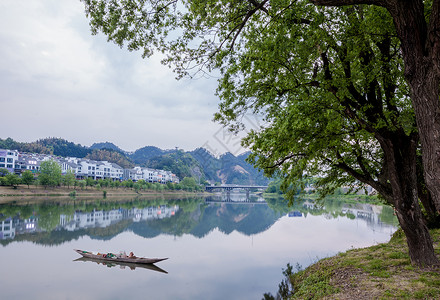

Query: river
0 194 397 299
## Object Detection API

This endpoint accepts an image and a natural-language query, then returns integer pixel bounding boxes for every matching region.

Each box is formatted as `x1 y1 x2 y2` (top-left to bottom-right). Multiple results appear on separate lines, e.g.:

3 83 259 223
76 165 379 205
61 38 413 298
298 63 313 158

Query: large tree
81 1 439 266
311 0 440 218
39 160 62 188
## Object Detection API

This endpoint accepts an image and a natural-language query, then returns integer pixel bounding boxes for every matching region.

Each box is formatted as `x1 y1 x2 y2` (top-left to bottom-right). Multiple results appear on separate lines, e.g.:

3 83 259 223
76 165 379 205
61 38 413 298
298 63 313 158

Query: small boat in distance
74 249 168 264
74 257 168 273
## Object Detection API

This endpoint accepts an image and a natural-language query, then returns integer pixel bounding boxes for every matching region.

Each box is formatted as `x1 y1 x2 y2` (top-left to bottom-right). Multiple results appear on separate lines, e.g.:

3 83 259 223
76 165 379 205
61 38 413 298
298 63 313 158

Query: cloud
0 0 229 152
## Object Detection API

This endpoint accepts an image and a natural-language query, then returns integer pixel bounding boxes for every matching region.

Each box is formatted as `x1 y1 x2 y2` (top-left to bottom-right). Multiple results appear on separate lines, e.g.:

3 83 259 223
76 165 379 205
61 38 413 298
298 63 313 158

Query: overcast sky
0 0 250 156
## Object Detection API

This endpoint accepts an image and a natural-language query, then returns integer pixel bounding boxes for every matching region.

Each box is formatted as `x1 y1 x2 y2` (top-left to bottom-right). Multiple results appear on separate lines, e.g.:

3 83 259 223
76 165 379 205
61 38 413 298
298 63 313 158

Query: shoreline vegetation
267 228 440 300
0 185 207 204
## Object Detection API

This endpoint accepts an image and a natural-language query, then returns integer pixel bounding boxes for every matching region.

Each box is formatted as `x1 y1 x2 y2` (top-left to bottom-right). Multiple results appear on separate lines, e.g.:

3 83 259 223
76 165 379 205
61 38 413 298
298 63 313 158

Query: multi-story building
0 149 19 173
0 148 178 183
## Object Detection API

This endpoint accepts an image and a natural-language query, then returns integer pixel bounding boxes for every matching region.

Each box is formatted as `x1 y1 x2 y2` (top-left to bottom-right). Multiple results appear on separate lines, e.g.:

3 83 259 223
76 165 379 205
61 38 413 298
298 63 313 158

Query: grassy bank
0 185 203 203
285 228 440 299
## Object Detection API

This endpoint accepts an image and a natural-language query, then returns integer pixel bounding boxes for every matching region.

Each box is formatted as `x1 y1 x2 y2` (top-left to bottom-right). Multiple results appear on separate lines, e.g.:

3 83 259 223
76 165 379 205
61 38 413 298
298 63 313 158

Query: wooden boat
74 257 168 273
74 249 168 264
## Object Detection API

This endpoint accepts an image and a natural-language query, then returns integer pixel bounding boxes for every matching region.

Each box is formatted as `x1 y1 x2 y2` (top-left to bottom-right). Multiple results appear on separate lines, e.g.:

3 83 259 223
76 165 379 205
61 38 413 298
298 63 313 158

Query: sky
0 0 251 156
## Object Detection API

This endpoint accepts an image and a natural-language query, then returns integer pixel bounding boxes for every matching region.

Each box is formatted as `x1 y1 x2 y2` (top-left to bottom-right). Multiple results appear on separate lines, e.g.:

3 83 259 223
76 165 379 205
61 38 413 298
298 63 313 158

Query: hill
129 146 173 165
188 148 269 185
85 149 134 169
90 142 125 154
146 150 204 180
0 137 269 184
0 137 91 157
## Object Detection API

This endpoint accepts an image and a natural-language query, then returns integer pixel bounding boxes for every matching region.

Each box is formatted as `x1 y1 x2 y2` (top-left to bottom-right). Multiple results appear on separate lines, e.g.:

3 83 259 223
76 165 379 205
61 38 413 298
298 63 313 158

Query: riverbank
0 185 205 203
287 228 440 299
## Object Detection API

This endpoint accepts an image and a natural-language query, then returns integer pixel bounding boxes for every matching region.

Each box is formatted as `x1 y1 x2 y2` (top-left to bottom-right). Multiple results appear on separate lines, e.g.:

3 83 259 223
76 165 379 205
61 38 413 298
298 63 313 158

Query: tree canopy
39 160 62 187
81 0 440 266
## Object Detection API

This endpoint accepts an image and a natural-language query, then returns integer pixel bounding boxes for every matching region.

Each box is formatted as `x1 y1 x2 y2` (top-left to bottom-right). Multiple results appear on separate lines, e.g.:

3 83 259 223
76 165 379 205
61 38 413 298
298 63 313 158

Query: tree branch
310 0 391 8
331 151 392 201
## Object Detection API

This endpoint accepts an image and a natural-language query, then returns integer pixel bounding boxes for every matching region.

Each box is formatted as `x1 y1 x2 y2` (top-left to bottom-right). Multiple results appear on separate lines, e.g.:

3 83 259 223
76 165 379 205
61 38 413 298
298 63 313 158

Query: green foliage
21 170 34 188
291 263 340 298
90 142 124 153
266 178 283 194
129 146 169 164
0 137 91 157
180 177 197 191
85 177 95 187
147 150 204 180
38 160 62 187
80 0 406 199
5 173 21 188
0 137 52 154
62 170 76 188
77 180 86 190
0 168 9 177
36 137 91 157
85 148 134 168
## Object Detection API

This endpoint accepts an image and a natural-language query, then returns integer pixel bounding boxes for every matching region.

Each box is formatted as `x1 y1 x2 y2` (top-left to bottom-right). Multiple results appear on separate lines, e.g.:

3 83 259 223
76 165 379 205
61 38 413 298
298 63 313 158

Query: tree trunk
379 132 439 266
409 75 440 213
388 1 440 212
416 157 439 226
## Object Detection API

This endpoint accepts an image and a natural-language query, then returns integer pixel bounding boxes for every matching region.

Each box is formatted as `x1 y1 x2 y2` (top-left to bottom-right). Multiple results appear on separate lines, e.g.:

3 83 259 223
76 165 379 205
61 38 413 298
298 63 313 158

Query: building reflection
294 200 397 234
0 197 398 242
0 205 179 240
0 215 39 240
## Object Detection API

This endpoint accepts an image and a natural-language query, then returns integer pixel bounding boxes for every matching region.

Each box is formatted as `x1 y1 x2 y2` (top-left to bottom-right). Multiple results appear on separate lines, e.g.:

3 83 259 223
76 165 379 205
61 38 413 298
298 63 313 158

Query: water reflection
73 257 168 274
0 195 397 245
0 194 398 300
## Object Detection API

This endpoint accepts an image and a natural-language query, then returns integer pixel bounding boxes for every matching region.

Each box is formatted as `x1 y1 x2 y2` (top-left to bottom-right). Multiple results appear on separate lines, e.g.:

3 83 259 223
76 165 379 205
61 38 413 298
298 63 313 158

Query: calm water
0 194 397 300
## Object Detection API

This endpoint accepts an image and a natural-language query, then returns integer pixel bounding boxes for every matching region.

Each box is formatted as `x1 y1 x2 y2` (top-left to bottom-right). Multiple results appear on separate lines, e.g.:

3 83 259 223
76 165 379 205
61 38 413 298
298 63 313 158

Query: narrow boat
74 257 168 273
74 249 168 264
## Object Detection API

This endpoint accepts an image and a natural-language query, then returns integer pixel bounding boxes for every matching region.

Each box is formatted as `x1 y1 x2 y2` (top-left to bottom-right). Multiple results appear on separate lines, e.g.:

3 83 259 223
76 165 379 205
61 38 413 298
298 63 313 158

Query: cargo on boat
74 249 168 264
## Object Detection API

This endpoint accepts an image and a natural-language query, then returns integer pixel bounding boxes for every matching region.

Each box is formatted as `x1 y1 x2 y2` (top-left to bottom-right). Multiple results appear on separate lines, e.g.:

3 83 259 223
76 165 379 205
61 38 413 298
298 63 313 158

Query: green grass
288 228 440 299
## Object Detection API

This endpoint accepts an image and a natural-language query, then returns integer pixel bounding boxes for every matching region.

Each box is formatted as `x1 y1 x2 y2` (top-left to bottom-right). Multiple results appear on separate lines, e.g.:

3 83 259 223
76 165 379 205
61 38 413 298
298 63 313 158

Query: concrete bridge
205 185 268 192
205 185 268 200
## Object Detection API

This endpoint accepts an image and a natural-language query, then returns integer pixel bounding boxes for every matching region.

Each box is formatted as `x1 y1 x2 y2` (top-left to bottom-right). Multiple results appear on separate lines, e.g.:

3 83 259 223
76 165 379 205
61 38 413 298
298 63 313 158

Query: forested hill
0 137 91 157
0 137 269 185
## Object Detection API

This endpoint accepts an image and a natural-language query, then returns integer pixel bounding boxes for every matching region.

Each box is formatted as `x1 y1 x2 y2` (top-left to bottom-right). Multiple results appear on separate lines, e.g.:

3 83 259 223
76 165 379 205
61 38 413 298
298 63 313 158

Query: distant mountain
189 148 221 182
0 137 52 154
36 137 91 158
90 142 124 154
129 146 172 165
0 137 91 157
1 137 269 185
188 148 269 185
146 150 204 180
85 149 134 169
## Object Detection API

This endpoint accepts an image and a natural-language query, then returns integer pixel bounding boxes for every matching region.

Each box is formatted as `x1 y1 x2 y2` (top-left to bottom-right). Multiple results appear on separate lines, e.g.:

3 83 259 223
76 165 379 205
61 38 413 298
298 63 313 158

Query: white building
0 149 19 173
1 148 177 182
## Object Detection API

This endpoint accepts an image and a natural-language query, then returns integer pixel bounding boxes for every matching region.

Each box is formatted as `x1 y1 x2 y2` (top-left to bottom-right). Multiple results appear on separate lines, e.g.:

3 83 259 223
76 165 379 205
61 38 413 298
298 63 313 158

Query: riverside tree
63 170 76 189
81 1 439 266
39 160 62 187
21 170 34 188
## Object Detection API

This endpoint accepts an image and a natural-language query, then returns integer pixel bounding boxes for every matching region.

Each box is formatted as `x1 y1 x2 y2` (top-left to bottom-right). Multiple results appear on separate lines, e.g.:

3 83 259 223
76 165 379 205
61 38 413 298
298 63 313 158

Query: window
0 158 4 162
7 164 12 168
7 158 13 163
0 164 4 167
